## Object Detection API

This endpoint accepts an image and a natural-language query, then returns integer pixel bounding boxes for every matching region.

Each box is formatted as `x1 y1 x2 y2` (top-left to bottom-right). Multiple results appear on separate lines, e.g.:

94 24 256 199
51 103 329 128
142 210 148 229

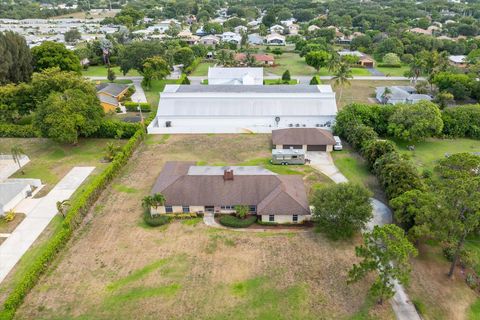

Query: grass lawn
12 134 392 319
376 65 409 77
0 138 125 195
267 52 316 76
395 138 480 172
82 66 140 77
189 62 215 77
263 79 298 85
350 67 372 76
324 80 410 109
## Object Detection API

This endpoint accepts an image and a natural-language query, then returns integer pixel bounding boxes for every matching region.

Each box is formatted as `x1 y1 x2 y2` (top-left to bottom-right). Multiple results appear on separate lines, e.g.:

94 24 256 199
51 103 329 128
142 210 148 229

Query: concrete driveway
306 152 348 183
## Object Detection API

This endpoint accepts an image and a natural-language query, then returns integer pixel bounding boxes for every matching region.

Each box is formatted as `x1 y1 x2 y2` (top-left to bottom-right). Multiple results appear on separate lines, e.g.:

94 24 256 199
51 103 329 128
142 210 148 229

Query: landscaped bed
218 215 257 228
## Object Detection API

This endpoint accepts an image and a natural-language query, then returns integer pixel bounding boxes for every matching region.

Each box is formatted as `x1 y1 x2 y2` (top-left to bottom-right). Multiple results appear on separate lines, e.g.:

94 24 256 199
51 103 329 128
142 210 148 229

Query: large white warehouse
147 84 338 134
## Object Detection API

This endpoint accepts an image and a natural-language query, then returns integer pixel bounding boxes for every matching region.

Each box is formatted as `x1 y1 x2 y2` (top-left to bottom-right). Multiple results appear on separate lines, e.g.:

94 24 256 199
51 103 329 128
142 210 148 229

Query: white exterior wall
260 214 311 223
1 184 31 215
151 205 205 215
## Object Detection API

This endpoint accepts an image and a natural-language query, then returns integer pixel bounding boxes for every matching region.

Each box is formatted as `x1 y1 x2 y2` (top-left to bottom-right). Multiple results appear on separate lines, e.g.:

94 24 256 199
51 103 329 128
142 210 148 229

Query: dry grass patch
13 134 392 319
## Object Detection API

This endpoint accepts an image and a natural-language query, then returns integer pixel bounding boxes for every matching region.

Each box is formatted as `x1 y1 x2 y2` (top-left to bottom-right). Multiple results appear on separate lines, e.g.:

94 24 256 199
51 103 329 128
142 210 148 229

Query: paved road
0 167 95 283
307 151 420 320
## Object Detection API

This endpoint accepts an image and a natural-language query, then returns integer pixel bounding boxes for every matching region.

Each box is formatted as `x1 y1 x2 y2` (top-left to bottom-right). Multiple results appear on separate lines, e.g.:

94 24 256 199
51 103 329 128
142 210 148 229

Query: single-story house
265 33 286 45
221 31 241 44
96 83 129 112
376 86 432 105
147 84 337 134
234 53 275 66
448 55 467 68
338 50 375 67
234 25 248 34
288 24 300 35
308 25 320 32
272 128 336 152
199 35 220 45
269 24 285 34
150 161 311 223
207 67 264 85
248 33 264 45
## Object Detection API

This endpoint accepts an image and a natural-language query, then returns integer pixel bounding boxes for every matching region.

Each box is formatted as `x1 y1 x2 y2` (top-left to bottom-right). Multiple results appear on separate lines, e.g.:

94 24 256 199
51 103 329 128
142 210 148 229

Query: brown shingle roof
272 128 336 146
151 162 310 215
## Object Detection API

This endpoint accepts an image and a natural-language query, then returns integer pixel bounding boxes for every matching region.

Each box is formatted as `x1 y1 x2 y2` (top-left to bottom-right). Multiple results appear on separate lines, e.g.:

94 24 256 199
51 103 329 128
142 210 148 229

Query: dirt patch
408 243 477 320
13 135 392 319
0 213 25 234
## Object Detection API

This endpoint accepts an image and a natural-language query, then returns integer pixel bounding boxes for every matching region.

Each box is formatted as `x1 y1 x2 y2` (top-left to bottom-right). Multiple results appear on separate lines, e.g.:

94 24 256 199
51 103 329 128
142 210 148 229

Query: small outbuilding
272 128 336 152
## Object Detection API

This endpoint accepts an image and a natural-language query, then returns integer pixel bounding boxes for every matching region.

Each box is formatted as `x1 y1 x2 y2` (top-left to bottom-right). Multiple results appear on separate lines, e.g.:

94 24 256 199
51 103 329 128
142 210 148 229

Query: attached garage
306 145 327 151
272 128 336 152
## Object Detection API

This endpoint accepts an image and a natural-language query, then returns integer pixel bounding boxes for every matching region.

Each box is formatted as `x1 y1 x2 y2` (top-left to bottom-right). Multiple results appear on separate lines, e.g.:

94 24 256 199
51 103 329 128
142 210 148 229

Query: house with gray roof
150 161 311 223
376 86 432 105
272 128 336 152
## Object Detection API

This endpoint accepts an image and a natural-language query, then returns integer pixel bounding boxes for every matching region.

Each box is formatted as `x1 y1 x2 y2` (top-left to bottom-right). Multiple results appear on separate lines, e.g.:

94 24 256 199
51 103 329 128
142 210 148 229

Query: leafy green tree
64 28 81 43
387 101 443 142
382 53 401 65
312 183 373 239
140 56 170 89
31 41 81 73
390 189 435 231
282 70 291 81
433 72 475 100
0 83 34 123
434 91 454 109
375 37 404 58
436 153 480 179
361 140 396 169
173 47 195 68
234 205 249 219
305 50 330 72
117 41 168 75
107 68 116 82
261 12 276 27
0 31 32 84
34 88 104 144
348 225 417 304
151 193 166 209
181 76 190 84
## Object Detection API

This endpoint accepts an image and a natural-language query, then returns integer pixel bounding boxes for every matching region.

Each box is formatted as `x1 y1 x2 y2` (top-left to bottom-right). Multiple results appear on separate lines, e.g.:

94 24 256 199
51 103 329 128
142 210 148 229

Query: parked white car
333 136 343 151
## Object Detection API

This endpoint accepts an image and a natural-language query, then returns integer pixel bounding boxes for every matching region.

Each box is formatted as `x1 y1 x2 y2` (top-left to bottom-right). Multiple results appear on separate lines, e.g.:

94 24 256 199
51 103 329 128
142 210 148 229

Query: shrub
282 70 291 81
91 120 141 139
442 105 480 139
466 273 478 290
0 127 145 319
3 210 16 222
0 124 39 138
143 211 171 227
219 215 256 228
376 63 401 68
309 76 320 85
165 213 198 219
124 102 151 112
184 57 202 74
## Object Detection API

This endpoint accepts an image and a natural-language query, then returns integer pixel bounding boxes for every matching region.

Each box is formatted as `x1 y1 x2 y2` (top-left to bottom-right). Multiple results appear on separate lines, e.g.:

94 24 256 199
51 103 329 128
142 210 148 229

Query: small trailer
271 149 306 165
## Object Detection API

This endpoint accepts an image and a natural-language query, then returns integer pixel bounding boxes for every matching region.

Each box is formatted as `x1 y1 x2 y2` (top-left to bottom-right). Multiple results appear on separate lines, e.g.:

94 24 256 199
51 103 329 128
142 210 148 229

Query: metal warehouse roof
175 84 330 93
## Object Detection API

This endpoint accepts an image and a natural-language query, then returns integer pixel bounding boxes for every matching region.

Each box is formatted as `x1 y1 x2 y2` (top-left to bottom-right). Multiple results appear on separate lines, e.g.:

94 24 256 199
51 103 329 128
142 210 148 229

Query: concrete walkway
130 79 147 103
0 167 94 284
307 151 420 320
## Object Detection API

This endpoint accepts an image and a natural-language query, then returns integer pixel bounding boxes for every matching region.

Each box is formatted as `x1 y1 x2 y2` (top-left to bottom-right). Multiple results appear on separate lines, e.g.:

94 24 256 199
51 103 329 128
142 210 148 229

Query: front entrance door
205 206 214 213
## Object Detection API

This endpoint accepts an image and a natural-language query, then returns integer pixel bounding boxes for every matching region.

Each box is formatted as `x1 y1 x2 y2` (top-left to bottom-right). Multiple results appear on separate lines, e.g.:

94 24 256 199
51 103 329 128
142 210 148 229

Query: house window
269 215 275 222
165 206 173 213
182 206 189 213
293 215 298 223
221 205 234 210
249 205 257 213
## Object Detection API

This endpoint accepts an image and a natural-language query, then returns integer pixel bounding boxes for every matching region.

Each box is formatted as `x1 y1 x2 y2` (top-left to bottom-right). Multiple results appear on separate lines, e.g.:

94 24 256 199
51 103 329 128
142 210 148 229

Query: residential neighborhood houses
1 0 480 319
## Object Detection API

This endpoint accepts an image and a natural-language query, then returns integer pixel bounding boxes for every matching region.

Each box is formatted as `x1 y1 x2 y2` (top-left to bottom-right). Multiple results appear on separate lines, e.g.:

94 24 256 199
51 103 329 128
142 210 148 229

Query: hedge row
442 105 480 139
184 57 202 74
219 215 257 228
0 127 146 320
124 102 151 113
376 63 402 68
90 120 141 139
0 124 39 138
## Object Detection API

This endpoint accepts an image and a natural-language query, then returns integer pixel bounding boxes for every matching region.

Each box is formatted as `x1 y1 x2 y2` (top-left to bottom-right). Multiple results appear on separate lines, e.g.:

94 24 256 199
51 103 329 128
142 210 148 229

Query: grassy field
267 52 316 76
12 134 393 320
190 62 215 77
143 79 183 109
263 79 298 85
395 138 480 172
82 66 140 77
0 138 125 195
376 65 409 77
324 80 410 109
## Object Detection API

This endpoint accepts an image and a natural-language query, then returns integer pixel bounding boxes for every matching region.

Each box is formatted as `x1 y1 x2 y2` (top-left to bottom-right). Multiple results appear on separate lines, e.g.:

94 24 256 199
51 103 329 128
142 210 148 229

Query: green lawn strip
107 258 171 291
375 65 409 77
181 218 202 226
394 138 480 172
238 157 303 175
267 52 316 76
112 184 138 194
331 150 372 187
82 66 140 77
350 67 371 76
104 284 181 306
190 62 215 76
468 299 480 319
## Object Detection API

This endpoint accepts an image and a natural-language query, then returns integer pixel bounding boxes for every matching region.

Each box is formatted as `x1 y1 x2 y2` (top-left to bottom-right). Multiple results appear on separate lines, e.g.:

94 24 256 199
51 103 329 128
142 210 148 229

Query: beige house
272 128 336 152
150 162 311 223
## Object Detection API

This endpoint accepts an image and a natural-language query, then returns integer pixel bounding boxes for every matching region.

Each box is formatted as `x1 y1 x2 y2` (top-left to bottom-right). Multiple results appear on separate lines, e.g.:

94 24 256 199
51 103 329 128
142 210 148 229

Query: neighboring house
150 161 311 223
408 27 432 36
248 33 264 45
338 50 375 67
265 33 286 45
199 34 220 45
234 53 275 66
280 18 296 26
307 25 320 32
376 86 432 105
221 31 241 43
269 24 285 34
234 25 247 34
288 24 300 35
272 128 336 152
147 84 338 134
207 67 264 85
448 55 467 68
96 83 129 112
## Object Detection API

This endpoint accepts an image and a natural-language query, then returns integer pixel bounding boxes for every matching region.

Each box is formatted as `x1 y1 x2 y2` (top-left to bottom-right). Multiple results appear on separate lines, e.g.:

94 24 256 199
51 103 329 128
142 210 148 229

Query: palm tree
332 62 352 105
381 87 392 104
151 193 166 209
11 145 25 175
408 57 424 86
328 53 341 73
56 200 70 218
142 195 154 210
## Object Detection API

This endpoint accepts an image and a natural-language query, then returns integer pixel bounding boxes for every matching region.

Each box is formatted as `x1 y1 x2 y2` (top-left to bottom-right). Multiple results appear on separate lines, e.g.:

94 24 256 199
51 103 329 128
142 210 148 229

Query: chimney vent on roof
223 169 234 181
